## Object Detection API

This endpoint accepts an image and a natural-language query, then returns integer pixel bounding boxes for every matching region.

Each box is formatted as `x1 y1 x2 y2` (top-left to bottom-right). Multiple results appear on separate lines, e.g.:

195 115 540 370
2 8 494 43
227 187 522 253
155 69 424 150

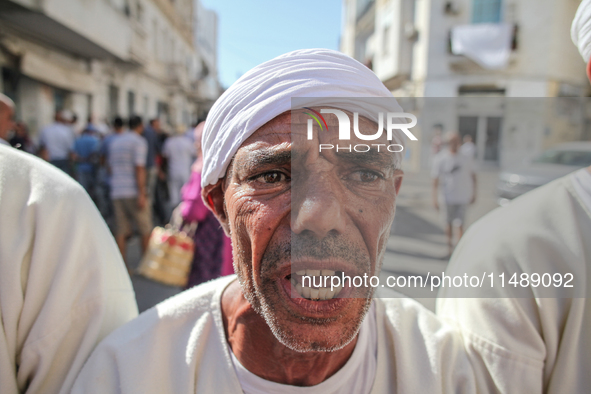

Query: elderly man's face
220 109 402 352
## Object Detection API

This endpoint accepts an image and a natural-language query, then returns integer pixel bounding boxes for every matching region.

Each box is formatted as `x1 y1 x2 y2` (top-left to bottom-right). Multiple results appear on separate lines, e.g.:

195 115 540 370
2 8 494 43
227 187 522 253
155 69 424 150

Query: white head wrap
572 0 591 62
201 48 403 187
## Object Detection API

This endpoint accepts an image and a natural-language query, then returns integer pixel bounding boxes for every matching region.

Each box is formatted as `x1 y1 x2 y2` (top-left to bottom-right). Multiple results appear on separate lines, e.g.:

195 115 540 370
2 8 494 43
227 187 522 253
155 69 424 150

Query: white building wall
418 0 587 97
12 0 132 60
341 0 590 172
1 0 218 136
340 0 357 57
372 0 415 83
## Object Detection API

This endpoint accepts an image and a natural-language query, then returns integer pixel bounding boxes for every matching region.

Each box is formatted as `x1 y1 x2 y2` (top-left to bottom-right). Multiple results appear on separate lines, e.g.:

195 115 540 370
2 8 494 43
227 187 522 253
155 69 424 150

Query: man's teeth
297 269 335 276
290 269 344 300
302 286 311 299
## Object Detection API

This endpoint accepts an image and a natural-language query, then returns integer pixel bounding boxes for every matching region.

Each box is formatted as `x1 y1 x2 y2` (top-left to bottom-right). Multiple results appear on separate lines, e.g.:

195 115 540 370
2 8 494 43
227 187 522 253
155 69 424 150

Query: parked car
497 142 591 205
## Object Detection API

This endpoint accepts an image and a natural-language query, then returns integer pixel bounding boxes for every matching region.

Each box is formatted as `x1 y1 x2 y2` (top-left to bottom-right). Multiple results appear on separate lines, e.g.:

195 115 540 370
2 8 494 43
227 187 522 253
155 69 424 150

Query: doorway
458 115 502 164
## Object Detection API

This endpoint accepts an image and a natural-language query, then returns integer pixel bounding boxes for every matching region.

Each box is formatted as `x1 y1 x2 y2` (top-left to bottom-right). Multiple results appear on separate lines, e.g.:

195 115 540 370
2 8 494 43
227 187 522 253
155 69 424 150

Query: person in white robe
437 4 591 392
72 48 476 394
437 169 591 393
0 145 138 393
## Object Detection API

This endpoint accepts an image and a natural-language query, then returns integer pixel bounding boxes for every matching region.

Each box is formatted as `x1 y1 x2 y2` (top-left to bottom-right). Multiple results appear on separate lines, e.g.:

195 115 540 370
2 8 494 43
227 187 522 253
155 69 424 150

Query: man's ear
586 59 591 83
202 179 231 236
394 170 404 196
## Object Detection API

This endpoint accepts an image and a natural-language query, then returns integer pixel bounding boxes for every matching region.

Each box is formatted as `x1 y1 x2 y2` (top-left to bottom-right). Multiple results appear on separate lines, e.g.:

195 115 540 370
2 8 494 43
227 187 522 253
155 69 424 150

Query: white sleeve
436 234 546 393
436 181 588 394
0 146 138 394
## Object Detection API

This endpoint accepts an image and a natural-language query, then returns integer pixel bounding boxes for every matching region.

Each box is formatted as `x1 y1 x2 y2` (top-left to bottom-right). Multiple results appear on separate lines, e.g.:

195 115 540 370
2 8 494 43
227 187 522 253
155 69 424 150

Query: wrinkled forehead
227 112 292 173
229 108 397 174
236 108 384 144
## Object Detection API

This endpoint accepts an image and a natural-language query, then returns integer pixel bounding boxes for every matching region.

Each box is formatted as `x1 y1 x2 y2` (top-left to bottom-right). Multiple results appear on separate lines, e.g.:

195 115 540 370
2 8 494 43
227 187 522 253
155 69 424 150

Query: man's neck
221 280 358 386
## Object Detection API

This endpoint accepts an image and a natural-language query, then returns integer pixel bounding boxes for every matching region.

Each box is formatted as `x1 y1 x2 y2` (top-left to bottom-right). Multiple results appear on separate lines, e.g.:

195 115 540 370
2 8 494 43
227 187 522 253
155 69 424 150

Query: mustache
260 232 371 275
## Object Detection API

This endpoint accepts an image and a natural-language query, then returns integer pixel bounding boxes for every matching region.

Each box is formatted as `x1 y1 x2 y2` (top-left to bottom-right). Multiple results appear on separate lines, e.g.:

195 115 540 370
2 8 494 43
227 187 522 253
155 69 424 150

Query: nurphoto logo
303 107 418 152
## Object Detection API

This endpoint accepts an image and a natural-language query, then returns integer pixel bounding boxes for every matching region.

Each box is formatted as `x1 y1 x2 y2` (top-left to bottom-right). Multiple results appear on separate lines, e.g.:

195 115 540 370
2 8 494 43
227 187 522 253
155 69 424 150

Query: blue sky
200 0 343 89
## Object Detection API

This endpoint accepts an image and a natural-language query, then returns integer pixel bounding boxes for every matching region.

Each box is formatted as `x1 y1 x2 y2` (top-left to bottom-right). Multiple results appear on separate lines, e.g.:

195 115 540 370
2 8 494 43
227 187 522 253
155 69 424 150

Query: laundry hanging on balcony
451 23 513 69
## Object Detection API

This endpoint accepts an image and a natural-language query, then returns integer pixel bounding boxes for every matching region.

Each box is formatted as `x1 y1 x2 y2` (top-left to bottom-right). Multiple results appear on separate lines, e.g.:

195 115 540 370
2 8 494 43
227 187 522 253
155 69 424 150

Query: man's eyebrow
334 150 396 169
240 149 292 170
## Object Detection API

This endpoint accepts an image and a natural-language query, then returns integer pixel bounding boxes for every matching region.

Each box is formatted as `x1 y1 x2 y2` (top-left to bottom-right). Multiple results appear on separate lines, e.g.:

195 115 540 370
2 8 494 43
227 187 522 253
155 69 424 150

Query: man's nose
291 177 347 238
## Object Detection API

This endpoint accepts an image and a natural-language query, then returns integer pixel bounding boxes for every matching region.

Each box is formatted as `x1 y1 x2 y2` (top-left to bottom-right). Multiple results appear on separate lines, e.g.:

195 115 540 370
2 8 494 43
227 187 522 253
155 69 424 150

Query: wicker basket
137 225 195 287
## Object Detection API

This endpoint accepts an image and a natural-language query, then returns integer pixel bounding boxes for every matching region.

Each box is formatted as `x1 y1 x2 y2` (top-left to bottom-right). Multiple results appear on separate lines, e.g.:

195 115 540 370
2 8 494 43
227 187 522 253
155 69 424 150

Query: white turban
201 48 403 187
572 0 591 62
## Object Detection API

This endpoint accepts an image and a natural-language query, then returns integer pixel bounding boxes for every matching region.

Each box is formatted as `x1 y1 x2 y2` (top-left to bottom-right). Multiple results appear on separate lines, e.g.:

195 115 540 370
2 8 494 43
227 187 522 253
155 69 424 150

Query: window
472 0 502 24
108 85 119 119
53 88 68 112
128 91 135 117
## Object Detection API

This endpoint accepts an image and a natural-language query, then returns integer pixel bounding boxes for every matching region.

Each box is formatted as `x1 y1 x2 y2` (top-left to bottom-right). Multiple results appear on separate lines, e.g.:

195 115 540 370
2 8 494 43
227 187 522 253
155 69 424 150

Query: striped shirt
108 131 147 199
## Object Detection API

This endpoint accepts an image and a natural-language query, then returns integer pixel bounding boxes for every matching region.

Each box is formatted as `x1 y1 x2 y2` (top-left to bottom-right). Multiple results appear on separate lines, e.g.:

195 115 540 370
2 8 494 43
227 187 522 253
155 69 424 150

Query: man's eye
253 171 288 184
349 170 382 183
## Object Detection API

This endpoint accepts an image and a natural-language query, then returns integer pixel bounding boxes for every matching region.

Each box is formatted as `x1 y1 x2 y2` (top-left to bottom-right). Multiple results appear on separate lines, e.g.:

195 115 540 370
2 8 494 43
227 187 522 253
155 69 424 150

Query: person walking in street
147 118 169 224
38 109 76 176
162 124 195 219
431 124 444 156
432 131 477 256
97 116 125 218
0 93 15 146
460 134 476 159
142 118 161 205
179 122 233 288
73 127 101 200
108 115 152 272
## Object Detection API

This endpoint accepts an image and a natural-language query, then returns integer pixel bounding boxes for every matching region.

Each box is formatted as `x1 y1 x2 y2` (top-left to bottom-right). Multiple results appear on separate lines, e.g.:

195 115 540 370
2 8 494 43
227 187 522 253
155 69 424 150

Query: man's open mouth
286 270 345 301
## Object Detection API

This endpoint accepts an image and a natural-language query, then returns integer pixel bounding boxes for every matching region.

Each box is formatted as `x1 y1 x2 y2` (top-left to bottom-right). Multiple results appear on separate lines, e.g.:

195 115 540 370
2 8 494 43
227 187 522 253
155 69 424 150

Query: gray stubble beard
236 235 377 353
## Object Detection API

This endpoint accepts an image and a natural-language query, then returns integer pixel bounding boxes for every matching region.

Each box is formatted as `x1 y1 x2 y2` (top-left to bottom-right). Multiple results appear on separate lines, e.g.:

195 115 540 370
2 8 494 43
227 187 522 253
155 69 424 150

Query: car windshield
533 149 591 167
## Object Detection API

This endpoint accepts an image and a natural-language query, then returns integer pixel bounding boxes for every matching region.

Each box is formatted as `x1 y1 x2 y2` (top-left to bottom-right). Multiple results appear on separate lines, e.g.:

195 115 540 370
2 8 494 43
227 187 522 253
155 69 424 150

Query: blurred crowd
10 110 197 225
3 107 233 287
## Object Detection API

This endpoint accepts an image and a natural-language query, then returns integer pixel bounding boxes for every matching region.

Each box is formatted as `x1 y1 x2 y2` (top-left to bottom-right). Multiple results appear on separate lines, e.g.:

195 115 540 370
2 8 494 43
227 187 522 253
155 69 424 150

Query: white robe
72 275 476 393
0 146 138 393
437 173 591 393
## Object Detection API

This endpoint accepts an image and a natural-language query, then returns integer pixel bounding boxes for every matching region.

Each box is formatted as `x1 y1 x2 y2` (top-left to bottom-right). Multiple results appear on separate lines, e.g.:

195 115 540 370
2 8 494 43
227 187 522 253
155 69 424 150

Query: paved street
129 168 501 313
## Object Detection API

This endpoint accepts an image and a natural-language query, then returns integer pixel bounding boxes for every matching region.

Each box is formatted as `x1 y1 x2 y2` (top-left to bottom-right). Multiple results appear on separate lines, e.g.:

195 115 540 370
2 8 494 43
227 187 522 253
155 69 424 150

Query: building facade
0 0 220 136
341 0 590 170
